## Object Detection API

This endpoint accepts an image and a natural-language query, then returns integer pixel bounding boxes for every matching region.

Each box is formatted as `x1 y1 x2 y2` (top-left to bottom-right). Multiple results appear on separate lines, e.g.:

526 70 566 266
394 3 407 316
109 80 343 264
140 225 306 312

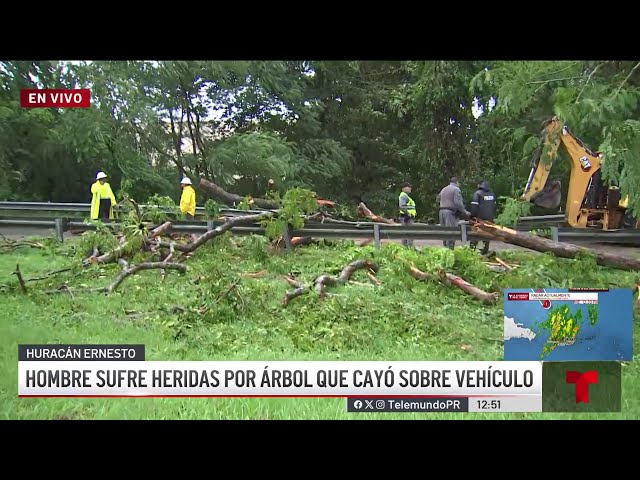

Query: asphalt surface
3 225 640 258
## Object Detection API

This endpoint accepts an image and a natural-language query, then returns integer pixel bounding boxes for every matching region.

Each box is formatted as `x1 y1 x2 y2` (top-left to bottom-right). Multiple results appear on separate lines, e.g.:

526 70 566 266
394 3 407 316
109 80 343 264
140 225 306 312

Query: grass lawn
1 232 638 419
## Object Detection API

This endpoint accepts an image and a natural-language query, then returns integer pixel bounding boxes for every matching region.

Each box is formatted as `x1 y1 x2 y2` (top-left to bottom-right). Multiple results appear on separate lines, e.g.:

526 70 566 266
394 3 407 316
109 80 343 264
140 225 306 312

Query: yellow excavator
521 116 638 230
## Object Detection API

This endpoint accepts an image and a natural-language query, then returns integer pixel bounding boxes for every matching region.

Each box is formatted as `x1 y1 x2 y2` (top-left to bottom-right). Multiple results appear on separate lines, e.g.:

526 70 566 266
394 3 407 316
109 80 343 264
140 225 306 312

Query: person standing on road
398 181 417 248
436 177 469 249
469 180 497 255
180 177 196 219
90 171 117 221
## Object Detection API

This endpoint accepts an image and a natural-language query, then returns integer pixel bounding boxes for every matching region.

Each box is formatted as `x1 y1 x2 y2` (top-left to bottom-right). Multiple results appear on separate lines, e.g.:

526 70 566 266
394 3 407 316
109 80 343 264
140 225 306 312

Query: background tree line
1 60 639 220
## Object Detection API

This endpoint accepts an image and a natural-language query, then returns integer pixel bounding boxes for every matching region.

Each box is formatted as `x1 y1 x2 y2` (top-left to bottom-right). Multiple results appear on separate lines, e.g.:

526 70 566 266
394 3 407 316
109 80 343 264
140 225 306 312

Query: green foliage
495 198 532 226
204 199 222 218
262 188 318 239
76 221 119 260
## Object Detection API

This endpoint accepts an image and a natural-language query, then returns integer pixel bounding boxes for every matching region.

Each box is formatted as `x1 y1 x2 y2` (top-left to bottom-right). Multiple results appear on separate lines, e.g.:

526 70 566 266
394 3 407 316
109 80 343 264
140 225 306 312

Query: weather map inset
503 288 633 361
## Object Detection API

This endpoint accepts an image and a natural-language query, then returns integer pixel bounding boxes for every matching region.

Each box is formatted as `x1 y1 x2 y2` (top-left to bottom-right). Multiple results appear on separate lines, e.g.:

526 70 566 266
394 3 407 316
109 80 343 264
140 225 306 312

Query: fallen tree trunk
282 259 380 305
409 264 499 305
472 219 640 271
199 178 280 210
159 212 274 253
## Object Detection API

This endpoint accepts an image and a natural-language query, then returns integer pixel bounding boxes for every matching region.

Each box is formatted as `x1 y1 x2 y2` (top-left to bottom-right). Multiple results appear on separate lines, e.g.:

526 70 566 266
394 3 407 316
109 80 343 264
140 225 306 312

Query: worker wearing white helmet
179 176 196 218
90 171 117 220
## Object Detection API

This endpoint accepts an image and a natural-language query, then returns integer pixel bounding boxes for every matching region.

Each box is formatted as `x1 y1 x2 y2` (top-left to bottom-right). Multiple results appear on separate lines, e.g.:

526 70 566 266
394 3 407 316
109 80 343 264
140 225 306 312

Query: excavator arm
521 118 564 208
519 117 624 228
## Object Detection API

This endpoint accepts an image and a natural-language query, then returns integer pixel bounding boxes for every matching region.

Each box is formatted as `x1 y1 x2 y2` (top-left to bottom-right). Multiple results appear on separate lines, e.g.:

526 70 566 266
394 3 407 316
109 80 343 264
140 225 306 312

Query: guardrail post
206 219 214 231
283 223 293 251
373 224 381 249
551 226 559 243
460 223 468 246
54 218 64 243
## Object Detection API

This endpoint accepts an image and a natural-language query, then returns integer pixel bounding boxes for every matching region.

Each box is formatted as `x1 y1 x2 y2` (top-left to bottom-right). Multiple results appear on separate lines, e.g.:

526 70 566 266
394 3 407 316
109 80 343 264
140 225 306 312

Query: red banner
21 89 91 108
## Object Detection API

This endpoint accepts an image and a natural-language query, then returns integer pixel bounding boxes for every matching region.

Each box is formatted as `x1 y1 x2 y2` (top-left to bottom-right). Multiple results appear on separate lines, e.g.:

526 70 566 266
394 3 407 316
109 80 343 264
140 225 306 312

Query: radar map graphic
503 288 633 361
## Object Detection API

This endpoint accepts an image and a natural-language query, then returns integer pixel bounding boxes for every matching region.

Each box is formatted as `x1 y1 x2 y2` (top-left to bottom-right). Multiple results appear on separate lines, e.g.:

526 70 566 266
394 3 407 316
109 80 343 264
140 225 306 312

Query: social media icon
375 400 385 409
353 400 363 409
365 400 374 409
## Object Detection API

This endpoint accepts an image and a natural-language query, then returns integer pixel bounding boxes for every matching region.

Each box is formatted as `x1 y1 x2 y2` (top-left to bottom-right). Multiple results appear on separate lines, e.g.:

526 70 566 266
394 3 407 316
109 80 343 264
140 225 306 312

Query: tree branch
528 76 588 93
93 221 173 264
13 264 28 294
408 264 498 305
615 61 640 97
282 260 379 306
199 178 281 209
576 62 606 102
158 212 273 253
24 267 72 282
105 262 187 294
282 276 308 306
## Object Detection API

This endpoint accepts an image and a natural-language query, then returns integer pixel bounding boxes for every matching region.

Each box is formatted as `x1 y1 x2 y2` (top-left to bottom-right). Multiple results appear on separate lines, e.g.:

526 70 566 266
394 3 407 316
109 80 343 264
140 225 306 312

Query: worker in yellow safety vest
398 181 417 247
90 171 117 220
180 177 196 219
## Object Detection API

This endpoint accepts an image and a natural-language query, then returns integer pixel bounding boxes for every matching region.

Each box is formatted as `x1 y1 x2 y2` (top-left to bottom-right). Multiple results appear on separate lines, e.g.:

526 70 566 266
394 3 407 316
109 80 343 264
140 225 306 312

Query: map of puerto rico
503 288 633 362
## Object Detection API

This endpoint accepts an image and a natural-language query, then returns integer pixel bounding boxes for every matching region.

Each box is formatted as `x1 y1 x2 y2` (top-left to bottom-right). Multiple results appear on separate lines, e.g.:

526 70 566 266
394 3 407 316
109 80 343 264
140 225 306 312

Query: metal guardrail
0 201 271 216
2 218 640 248
0 201 566 224
1 201 639 247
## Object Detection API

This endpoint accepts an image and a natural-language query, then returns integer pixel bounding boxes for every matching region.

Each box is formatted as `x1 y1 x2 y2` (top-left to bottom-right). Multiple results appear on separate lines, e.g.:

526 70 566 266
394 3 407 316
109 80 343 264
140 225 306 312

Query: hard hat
180 177 192 185
96 172 107 180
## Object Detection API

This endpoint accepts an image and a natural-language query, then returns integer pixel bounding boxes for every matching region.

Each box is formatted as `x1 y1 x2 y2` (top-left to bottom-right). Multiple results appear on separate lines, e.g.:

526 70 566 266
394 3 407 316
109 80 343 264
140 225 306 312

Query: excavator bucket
530 180 562 210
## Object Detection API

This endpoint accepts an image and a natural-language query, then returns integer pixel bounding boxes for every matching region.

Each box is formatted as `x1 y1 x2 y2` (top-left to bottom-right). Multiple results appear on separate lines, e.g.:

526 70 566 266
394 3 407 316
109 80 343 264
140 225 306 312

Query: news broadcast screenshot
1 59 638 421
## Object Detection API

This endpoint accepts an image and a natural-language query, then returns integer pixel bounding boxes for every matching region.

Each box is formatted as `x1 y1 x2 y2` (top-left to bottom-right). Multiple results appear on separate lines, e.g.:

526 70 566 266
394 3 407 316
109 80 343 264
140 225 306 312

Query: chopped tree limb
358 238 373 247
314 260 380 300
291 236 316 247
494 257 514 270
85 247 100 265
23 267 73 283
104 262 187 294
282 260 379 306
357 202 398 224
472 219 640 271
13 264 28 294
409 264 499 305
215 279 241 304
241 270 268 278
0 233 45 252
367 272 382 285
199 178 280 209
282 276 307 306
93 221 173 264
159 212 274 253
